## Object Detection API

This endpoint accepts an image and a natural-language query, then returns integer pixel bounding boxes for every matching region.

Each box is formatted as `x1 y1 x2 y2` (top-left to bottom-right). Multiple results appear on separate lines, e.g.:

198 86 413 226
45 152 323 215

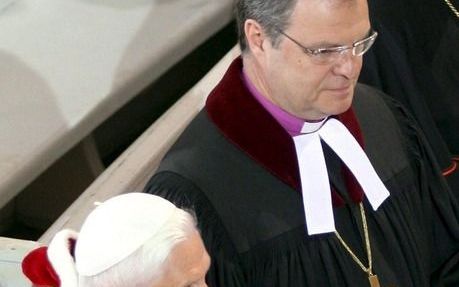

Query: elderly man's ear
244 19 267 55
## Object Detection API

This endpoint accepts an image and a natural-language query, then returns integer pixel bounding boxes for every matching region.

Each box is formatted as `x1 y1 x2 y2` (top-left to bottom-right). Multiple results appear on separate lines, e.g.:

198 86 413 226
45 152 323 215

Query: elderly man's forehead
151 230 209 287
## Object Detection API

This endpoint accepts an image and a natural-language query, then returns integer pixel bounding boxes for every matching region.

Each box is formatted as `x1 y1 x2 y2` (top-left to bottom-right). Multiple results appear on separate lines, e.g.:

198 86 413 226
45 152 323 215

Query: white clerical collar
293 118 390 235
300 117 328 134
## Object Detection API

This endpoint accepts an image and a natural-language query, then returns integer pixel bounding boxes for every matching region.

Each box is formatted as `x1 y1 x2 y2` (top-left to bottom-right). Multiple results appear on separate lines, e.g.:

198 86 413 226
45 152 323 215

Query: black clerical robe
144 58 459 286
359 0 459 192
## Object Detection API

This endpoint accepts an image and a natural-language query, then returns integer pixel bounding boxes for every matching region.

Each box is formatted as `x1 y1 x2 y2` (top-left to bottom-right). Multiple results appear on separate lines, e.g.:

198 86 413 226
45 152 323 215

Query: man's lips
326 84 351 91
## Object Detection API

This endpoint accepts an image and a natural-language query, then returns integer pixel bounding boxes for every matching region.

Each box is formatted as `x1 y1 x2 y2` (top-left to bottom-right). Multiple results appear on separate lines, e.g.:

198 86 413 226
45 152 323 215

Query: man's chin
325 99 354 116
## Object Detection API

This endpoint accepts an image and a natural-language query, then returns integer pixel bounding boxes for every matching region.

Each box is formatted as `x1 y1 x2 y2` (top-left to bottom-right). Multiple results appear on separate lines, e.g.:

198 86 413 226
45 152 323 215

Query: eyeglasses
276 29 378 65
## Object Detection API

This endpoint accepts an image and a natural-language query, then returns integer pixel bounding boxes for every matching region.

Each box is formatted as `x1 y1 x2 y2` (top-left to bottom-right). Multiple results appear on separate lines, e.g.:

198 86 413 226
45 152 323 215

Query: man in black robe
144 0 459 286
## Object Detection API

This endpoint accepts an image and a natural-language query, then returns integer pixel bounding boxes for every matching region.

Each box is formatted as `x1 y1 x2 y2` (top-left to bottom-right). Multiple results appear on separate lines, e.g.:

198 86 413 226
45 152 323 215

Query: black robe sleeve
379 94 459 286
144 171 247 286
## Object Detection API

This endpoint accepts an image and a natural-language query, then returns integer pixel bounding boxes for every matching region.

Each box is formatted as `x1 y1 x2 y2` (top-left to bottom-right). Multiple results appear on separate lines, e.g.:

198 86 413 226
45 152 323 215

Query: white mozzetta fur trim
47 229 79 287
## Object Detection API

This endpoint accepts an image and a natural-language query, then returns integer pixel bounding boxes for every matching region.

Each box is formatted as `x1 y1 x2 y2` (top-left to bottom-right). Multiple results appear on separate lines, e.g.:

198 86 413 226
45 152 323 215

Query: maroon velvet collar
205 57 364 206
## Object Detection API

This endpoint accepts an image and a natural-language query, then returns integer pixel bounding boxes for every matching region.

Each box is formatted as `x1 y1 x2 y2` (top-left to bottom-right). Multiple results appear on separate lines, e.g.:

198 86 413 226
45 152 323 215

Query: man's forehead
287 0 370 45
289 0 368 29
299 0 357 7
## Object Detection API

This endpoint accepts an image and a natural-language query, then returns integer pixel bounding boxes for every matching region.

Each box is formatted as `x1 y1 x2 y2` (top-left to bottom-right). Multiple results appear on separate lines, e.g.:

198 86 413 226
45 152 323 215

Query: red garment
22 246 60 287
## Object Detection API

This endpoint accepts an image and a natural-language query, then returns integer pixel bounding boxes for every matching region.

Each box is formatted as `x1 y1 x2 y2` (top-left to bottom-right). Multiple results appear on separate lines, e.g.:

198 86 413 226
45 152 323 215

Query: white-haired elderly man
22 193 210 287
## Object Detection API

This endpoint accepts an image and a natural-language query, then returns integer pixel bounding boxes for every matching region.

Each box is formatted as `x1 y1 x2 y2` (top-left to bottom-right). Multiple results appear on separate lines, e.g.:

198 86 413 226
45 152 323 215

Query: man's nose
331 50 361 78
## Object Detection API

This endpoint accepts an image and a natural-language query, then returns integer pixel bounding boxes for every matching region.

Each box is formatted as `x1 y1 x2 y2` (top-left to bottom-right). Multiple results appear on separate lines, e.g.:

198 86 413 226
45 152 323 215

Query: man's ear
244 19 266 55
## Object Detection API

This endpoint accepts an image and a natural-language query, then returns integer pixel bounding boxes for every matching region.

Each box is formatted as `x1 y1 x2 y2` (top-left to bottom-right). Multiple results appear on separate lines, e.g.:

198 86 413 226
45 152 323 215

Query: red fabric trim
443 160 458 177
206 57 299 189
22 246 60 287
205 57 365 206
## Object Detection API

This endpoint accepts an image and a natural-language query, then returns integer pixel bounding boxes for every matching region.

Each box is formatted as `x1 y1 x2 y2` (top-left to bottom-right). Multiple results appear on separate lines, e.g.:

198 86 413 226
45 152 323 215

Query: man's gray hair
78 208 198 287
236 0 298 52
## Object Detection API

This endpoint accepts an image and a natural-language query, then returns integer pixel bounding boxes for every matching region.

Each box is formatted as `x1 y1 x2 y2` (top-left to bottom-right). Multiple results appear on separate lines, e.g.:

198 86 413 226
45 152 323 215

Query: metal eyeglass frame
275 29 378 64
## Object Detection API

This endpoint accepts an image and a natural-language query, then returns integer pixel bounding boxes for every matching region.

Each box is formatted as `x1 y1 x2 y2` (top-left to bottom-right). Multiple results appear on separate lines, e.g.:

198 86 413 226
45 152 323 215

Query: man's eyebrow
306 28 373 48
361 28 373 39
